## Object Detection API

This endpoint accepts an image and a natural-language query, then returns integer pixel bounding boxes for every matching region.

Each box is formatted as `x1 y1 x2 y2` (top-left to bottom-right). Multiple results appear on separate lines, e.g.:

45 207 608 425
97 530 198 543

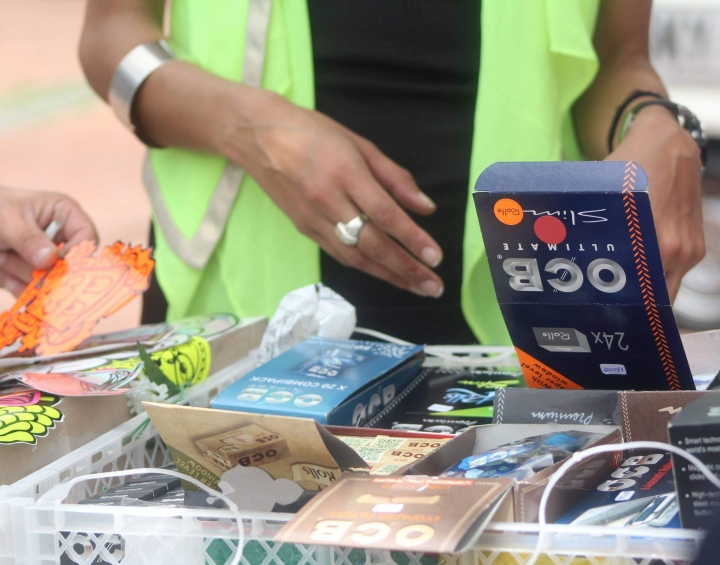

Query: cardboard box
211 337 424 425
556 450 679 528
492 388 712 445
367 367 524 434
405 423 622 523
336 434 452 475
0 316 267 486
196 424 289 471
617 390 708 444
145 403 368 508
473 161 693 391
492 388 619 426
275 473 515 554
667 392 720 529
325 425 454 441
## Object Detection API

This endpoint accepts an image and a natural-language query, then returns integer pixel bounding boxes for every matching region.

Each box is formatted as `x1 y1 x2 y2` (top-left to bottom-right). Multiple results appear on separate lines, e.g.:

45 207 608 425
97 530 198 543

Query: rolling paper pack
473 161 693 391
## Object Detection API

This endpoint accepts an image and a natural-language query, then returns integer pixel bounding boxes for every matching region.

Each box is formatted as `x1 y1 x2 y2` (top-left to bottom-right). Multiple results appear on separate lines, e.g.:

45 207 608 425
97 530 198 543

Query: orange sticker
0 241 154 357
494 198 523 225
515 347 584 389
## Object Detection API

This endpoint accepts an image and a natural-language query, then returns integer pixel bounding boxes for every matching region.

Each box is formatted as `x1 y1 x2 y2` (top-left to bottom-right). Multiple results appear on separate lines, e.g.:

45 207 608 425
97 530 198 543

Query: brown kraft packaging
275 473 514 554
144 403 367 493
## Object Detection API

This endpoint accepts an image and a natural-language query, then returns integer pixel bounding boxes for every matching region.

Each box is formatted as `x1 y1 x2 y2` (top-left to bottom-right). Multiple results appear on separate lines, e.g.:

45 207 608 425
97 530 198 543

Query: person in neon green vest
79 0 704 345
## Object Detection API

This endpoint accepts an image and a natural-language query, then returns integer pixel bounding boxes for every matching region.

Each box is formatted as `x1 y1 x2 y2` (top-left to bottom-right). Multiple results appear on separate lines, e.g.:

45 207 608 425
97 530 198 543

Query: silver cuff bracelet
108 39 175 132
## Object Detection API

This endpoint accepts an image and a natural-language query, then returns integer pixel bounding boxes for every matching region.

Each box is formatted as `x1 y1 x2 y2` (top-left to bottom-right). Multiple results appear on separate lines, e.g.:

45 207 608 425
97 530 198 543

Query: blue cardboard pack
473 161 694 391
211 337 424 425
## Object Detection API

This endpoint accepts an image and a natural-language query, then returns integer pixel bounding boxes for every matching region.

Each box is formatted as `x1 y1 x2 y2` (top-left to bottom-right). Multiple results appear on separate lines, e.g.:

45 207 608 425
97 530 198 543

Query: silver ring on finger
335 214 369 246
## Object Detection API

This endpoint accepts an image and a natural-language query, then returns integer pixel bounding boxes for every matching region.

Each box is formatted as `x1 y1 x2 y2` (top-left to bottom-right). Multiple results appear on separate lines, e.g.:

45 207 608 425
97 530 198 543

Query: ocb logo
494 198 523 225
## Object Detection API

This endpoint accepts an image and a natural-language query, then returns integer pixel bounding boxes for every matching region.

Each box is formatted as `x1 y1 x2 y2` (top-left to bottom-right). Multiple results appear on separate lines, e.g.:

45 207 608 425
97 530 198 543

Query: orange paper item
515 347 584 390
0 241 154 356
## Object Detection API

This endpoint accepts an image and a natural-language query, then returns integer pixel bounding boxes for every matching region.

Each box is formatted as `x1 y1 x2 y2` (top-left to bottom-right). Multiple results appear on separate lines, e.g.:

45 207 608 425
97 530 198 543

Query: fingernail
420 280 444 298
421 246 442 268
33 246 55 267
418 193 436 210
0 252 7 267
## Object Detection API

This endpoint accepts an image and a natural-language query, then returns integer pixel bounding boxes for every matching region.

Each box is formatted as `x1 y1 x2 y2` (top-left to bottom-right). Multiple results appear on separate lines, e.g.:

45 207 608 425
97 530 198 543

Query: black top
309 0 481 344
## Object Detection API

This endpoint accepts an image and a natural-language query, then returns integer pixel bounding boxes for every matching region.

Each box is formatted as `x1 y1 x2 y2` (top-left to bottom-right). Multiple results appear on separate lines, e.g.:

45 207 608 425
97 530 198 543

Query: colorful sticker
103 337 211 389
0 389 43 406
0 241 154 357
0 394 63 445
170 313 239 339
21 363 144 397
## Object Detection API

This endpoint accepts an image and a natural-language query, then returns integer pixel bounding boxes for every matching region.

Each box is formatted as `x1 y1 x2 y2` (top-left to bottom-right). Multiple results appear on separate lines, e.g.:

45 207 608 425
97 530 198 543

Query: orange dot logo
494 198 523 225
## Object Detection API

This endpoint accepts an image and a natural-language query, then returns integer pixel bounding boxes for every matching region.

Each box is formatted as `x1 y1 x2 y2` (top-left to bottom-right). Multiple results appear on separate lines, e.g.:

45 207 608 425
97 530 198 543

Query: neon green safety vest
146 0 600 345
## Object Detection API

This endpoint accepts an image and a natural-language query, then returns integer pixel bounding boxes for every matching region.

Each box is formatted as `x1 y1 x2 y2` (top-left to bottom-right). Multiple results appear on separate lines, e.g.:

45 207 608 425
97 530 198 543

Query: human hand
219 89 445 298
0 187 98 296
607 106 704 300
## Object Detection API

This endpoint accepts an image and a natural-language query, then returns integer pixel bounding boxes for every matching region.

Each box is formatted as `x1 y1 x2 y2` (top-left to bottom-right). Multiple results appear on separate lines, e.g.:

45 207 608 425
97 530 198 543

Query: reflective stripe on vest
142 0 272 271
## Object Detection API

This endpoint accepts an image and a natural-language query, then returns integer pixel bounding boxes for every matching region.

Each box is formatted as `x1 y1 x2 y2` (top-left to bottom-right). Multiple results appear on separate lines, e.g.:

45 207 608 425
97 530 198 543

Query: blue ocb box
473 161 694 391
211 337 425 425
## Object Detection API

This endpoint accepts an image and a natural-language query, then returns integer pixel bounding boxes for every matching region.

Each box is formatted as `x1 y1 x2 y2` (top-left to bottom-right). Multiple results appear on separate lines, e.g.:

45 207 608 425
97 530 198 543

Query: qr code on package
339 437 374 448
369 437 405 450
354 447 388 463
373 464 405 475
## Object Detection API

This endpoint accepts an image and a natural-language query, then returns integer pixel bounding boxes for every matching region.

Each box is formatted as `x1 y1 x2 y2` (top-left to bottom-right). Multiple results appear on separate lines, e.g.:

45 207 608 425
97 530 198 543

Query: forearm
574 56 666 160
79 0 164 100
573 0 667 160
572 0 704 299
79 0 269 157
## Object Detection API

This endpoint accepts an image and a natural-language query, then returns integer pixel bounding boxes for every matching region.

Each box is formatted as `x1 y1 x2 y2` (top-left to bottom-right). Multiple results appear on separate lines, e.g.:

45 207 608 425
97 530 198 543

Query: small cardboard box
275 473 515 554
556 450 678 528
617 390 708 444
145 403 368 507
473 161 693 391
367 366 524 434
211 337 424 426
492 388 619 426
196 424 289 471
667 392 720 529
404 423 621 523
335 433 452 476
492 388 713 445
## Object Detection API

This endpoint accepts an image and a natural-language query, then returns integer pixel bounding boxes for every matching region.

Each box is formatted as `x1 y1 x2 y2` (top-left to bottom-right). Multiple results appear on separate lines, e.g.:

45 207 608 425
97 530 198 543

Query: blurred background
0 0 718 332
652 0 720 330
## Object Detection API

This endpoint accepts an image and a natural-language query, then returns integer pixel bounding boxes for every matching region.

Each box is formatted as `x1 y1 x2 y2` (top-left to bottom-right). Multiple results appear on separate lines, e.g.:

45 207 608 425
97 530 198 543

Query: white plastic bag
257 284 356 364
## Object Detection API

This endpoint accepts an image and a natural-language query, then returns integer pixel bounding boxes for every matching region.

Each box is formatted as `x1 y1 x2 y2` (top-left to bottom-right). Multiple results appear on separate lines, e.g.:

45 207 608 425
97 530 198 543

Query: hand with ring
219 88 445 298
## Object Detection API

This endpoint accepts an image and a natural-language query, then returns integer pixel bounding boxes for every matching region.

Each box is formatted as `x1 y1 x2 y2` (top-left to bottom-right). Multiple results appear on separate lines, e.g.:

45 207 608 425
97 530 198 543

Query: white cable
526 441 720 565
353 327 516 368
53 468 245 565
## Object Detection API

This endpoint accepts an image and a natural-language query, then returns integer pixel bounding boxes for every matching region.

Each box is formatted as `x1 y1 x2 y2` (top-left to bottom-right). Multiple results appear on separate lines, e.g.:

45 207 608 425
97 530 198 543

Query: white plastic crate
0 346 708 565
0 353 258 565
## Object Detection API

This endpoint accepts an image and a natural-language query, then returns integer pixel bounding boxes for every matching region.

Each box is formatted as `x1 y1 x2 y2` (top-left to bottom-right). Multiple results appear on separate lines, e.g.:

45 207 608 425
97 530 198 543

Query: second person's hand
217 87 445 298
0 187 98 296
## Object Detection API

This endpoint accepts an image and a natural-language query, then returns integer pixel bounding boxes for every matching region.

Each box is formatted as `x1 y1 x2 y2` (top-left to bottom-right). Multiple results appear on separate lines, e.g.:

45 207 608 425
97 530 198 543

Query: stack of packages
40 162 720 557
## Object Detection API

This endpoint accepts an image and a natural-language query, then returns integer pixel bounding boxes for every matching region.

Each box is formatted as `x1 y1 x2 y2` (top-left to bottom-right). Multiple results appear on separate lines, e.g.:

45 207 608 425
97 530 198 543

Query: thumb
1 218 58 270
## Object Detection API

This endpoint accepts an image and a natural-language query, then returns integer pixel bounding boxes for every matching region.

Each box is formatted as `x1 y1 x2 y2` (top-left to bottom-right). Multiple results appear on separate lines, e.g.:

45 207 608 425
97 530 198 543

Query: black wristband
607 90 665 155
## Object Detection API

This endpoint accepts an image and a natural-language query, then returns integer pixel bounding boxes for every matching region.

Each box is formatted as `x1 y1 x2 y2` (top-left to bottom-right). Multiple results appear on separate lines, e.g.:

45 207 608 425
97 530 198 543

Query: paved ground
0 0 149 333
